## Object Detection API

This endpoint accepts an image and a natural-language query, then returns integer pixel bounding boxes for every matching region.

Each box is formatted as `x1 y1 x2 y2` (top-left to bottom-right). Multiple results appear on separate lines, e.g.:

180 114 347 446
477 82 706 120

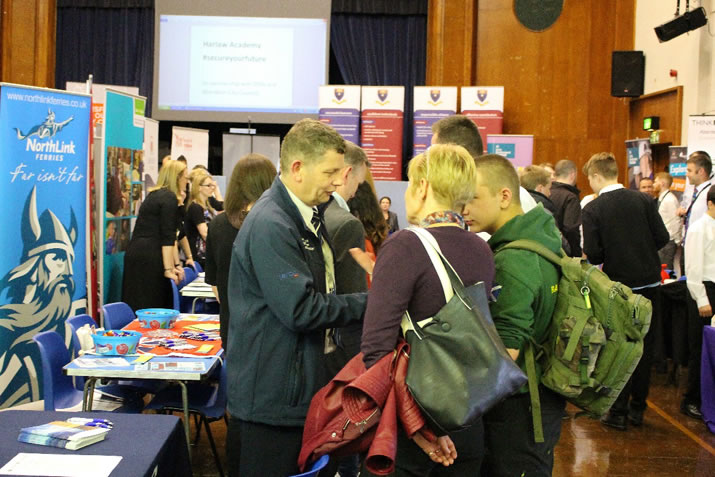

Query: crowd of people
120 115 713 476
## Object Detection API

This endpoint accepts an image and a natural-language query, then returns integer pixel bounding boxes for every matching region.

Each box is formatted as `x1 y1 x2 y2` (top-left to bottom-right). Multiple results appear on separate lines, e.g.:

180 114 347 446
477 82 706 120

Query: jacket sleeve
581 205 604 265
329 218 368 295
245 215 366 333
204 221 217 286
489 252 537 350
561 195 582 256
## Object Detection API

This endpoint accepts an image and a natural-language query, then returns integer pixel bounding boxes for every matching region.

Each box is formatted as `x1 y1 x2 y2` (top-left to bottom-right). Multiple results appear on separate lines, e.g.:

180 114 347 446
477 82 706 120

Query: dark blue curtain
330 13 426 179
55 5 154 113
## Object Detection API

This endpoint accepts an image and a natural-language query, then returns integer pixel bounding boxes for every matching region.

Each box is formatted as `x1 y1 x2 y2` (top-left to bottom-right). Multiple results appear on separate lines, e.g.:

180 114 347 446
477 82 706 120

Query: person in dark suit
322 141 369 477
550 159 582 257
582 152 669 431
379 196 400 233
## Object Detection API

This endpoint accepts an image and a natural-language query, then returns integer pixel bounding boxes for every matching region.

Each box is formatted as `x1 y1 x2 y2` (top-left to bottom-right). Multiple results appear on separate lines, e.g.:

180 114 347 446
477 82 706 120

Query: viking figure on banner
0 187 80 408
14 109 74 140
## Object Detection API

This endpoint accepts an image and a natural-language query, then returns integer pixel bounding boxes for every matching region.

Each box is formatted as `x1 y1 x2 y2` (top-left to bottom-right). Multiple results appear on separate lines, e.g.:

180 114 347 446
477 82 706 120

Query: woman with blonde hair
359 144 495 474
123 159 191 311
184 169 218 268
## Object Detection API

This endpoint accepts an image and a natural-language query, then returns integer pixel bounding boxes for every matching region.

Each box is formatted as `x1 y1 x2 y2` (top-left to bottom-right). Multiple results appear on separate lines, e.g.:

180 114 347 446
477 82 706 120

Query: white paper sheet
0 453 122 477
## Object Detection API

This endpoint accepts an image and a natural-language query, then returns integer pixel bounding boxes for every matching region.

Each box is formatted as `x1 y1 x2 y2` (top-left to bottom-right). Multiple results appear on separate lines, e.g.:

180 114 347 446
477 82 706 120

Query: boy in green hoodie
463 154 565 477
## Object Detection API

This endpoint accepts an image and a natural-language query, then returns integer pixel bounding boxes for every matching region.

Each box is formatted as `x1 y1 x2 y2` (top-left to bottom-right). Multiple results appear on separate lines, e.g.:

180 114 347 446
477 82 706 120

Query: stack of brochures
18 420 110 450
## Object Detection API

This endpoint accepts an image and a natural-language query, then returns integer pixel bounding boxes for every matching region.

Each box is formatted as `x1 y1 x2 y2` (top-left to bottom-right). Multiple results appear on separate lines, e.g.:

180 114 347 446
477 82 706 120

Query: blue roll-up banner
0 83 91 408
101 89 146 306
413 87 457 156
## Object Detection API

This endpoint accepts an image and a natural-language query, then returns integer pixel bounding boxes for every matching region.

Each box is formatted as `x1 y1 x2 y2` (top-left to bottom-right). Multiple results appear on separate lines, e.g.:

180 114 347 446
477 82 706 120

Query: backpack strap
497 239 565 267
495 239 562 445
524 341 544 443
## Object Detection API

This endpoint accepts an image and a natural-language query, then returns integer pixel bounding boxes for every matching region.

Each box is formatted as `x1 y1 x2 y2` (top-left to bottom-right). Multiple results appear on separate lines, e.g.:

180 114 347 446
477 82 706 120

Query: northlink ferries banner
0 83 90 408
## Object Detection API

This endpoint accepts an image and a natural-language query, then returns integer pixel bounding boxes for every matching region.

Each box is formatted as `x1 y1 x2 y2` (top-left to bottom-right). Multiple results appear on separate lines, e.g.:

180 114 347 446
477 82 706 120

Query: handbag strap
400 227 467 338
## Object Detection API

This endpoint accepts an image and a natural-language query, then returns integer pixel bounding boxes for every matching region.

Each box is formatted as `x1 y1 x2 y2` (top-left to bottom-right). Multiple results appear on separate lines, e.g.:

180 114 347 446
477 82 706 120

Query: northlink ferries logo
15 109 73 140
14 109 76 160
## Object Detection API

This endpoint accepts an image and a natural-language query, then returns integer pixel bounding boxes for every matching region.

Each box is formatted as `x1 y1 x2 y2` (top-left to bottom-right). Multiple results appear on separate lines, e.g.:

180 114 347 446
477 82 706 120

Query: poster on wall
143 118 159 188
625 138 652 190
413 87 457 156
461 86 504 140
0 83 90 408
171 126 209 171
101 89 145 306
668 146 688 197
319 85 361 144
486 134 533 170
361 86 405 181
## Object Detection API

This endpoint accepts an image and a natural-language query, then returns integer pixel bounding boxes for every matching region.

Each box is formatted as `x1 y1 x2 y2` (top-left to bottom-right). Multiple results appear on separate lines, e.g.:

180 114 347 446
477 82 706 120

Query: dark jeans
362 419 485 477
611 286 660 415
227 418 303 477
482 387 566 477
684 281 715 406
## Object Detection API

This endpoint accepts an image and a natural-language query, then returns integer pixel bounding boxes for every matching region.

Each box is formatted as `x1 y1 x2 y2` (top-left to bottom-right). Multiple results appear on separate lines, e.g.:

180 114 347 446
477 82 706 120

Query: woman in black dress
184 170 218 268
205 153 276 345
122 160 190 311
380 195 400 233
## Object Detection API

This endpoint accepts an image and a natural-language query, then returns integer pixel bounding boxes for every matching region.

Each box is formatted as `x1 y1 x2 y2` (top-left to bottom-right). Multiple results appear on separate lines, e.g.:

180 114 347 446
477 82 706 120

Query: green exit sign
643 116 660 130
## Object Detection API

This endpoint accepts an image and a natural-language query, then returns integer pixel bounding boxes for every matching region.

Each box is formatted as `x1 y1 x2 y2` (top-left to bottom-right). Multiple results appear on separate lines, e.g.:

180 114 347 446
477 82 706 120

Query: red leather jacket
299 341 435 475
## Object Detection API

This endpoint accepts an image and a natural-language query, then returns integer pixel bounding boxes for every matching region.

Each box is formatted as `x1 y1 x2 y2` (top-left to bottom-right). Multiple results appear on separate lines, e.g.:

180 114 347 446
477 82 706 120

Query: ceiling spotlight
655 6 708 42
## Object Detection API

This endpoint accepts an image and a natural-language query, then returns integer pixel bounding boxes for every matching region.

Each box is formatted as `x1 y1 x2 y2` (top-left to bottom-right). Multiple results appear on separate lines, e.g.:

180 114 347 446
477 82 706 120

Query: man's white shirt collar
332 192 350 212
599 183 625 195
283 180 318 234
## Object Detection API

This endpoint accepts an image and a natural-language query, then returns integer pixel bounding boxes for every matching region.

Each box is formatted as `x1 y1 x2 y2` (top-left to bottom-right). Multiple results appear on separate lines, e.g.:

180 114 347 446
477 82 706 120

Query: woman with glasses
184 169 218 268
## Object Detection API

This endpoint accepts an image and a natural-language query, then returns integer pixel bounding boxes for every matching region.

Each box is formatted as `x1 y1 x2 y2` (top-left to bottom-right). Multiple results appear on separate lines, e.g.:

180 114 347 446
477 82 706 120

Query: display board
318 85 361 144
222 134 281 175
413 87 457 156
101 89 146 306
461 86 504 140
0 83 91 408
486 134 533 170
171 126 209 171
361 86 404 181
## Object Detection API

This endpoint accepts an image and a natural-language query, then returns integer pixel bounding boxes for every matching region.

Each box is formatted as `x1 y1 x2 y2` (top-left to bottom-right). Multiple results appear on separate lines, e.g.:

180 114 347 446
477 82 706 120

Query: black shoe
680 402 703 420
601 412 627 430
628 409 644 426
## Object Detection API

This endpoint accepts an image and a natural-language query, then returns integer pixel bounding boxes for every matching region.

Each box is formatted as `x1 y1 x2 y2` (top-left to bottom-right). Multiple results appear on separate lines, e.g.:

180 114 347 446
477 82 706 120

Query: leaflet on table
0 453 122 477
134 361 206 371
177 314 217 322
72 357 130 368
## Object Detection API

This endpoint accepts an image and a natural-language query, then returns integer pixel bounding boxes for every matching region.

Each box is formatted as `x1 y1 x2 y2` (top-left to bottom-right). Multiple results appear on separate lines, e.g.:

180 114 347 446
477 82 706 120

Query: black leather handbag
402 228 527 434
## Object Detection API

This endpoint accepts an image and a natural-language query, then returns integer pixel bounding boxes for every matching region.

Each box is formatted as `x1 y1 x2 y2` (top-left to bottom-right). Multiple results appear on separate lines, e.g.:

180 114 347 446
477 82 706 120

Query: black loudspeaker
611 51 645 97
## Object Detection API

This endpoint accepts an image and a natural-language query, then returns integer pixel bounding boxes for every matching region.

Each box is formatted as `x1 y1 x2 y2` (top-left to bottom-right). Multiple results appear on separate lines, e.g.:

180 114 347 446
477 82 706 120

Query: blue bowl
91 330 142 355
135 308 180 329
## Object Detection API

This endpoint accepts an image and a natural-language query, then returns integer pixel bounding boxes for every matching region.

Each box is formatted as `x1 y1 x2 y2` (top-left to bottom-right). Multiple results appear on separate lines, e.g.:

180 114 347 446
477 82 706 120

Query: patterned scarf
419 210 465 229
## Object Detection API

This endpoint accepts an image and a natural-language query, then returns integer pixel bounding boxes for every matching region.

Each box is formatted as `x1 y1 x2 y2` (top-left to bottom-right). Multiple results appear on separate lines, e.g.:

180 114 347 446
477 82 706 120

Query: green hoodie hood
488 204 562 255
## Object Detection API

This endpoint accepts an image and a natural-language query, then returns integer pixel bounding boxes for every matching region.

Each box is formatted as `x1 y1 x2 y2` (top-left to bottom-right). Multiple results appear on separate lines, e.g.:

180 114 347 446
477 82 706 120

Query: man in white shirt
681 186 715 420
680 151 712 242
654 172 682 270
685 186 715 318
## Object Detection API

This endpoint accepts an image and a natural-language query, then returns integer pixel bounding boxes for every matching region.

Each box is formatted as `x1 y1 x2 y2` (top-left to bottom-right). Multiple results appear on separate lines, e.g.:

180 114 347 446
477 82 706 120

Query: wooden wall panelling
472 0 636 195
1 0 56 87
426 0 477 87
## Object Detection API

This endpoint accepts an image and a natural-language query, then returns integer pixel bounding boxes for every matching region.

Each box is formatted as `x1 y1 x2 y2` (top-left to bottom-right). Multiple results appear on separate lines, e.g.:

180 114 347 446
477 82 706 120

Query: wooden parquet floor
188 365 715 476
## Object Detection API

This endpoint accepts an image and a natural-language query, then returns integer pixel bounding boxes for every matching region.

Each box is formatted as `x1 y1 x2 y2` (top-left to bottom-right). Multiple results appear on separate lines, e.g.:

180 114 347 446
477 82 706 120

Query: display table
701 326 715 434
0 410 191 477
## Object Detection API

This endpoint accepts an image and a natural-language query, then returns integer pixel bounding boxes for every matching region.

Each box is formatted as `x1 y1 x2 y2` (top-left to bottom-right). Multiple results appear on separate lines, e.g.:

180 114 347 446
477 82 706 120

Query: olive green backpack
498 240 652 442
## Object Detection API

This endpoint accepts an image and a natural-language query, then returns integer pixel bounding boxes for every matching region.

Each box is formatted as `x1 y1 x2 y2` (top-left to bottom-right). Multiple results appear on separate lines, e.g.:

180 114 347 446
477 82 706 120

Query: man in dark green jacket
463 154 565 477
